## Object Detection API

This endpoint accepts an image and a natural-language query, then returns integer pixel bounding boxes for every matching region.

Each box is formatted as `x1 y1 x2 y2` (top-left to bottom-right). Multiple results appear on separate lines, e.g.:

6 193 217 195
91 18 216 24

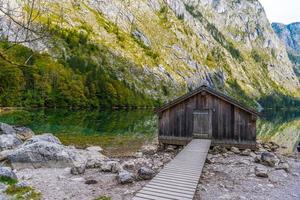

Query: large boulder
0 134 22 151
138 167 155 180
0 123 16 135
14 127 34 141
23 133 61 145
0 167 17 180
7 141 79 169
4 133 107 171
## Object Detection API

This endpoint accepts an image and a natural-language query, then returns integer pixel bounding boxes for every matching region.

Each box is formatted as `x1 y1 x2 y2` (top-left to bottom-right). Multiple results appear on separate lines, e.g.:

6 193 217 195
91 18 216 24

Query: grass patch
6 185 41 200
0 177 17 185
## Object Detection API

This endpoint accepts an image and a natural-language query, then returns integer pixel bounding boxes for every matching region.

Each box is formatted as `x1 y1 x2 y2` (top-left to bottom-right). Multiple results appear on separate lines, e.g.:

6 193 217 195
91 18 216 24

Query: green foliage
226 78 257 109
6 185 41 200
0 177 17 185
259 93 300 109
158 6 169 24
251 49 262 63
0 26 158 108
185 4 243 62
131 34 159 60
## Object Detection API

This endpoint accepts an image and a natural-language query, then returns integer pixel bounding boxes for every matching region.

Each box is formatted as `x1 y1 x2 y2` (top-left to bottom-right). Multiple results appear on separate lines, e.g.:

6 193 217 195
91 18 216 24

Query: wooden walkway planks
132 139 211 200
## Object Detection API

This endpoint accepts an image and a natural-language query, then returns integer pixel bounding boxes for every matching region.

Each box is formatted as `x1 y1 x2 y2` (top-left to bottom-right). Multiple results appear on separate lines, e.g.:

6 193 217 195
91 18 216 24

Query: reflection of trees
261 109 300 124
0 109 157 137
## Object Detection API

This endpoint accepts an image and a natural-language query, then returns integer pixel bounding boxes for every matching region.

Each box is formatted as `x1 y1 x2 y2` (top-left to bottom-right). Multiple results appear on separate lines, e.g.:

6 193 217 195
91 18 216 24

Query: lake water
0 108 299 156
0 109 156 156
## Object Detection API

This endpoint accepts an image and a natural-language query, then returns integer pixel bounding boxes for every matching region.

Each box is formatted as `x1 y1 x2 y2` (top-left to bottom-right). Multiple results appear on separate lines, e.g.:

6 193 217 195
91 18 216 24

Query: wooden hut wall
158 92 256 144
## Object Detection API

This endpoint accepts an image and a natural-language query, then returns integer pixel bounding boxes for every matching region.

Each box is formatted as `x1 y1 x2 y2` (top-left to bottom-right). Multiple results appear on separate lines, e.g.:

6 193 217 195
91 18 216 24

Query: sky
259 0 300 24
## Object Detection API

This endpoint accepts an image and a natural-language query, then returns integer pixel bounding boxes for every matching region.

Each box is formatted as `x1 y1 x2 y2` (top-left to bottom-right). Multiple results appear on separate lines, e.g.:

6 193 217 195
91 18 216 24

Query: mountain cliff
0 0 299 108
272 22 300 76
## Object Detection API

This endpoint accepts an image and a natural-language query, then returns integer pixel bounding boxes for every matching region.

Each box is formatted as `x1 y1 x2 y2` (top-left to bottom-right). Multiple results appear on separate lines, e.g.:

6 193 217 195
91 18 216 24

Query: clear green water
0 109 157 156
0 108 299 156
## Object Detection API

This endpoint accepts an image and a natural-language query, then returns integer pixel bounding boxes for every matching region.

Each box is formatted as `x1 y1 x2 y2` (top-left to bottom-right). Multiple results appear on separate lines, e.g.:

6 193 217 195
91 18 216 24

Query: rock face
1 0 299 104
272 22 300 75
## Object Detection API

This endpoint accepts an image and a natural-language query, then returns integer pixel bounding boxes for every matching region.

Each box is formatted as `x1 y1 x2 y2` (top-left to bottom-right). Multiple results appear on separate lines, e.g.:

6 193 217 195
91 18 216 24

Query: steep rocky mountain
272 22 300 76
0 0 299 108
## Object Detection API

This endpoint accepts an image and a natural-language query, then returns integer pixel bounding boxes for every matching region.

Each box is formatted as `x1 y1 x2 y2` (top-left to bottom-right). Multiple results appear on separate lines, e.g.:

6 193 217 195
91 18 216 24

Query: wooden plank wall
158 93 256 145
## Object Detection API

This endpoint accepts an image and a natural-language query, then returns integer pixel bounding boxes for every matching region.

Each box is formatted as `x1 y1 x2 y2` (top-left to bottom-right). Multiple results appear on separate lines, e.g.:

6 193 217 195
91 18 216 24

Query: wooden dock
132 139 211 200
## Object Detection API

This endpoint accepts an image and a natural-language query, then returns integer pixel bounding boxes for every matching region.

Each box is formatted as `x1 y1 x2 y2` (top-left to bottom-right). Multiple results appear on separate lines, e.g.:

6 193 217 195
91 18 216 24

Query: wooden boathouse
133 85 259 199
157 85 259 149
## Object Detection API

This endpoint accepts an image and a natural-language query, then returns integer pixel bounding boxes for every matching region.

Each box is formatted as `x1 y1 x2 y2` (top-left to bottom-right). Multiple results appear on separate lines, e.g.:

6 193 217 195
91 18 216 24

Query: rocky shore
0 122 299 200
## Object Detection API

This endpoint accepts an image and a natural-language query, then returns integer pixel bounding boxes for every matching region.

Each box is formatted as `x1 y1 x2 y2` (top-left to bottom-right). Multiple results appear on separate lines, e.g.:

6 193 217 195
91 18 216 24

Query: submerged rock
0 167 17 180
117 170 134 184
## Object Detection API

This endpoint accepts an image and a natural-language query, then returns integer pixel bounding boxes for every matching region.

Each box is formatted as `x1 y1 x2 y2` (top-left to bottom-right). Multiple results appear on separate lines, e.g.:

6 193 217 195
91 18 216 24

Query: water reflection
258 109 300 154
0 109 157 156
1 108 299 155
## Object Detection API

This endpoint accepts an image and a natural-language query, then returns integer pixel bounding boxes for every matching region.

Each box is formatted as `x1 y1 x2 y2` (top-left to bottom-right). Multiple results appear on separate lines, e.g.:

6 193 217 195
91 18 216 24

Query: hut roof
157 85 259 116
